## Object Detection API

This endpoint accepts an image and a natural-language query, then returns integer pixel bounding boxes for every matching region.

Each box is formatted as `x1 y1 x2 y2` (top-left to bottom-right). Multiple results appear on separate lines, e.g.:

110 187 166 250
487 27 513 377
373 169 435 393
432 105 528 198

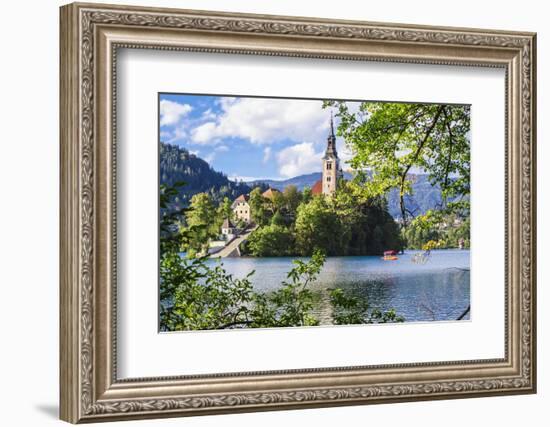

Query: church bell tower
322 113 342 196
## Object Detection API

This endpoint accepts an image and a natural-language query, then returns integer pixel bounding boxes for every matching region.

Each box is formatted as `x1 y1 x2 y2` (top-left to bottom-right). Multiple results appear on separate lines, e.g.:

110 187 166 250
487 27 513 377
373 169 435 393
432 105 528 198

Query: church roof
311 179 323 195
323 112 338 160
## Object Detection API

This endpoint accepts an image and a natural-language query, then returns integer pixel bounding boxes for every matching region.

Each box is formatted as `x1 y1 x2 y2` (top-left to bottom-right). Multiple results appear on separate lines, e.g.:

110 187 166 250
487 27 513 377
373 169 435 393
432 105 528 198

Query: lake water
207 249 470 324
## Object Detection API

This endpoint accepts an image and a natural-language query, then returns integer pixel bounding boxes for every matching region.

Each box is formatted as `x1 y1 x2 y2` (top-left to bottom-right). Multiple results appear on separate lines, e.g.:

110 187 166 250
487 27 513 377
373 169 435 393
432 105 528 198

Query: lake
206 249 470 324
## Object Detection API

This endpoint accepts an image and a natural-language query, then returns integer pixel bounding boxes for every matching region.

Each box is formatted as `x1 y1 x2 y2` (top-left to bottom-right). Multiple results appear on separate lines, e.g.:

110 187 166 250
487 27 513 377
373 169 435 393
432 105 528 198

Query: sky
159 93 357 182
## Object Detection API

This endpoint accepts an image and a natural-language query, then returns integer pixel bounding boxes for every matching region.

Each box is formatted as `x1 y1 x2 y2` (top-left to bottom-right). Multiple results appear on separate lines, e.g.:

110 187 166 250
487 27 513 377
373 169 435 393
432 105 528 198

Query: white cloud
215 145 229 152
191 122 218 144
160 130 172 140
201 108 217 121
262 147 272 163
190 98 332 145
165 125 189 143
276 142 324 179
160 100 192 126
203 152 216 164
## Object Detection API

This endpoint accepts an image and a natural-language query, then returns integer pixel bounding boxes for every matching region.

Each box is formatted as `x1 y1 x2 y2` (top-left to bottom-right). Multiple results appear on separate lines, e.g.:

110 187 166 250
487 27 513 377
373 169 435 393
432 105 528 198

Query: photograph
158 94 471 331
56 2 536 422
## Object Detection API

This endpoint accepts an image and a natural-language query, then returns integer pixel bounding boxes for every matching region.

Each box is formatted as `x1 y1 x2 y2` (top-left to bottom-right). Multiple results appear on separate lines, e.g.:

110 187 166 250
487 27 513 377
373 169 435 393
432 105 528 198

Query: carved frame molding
60 2 536 423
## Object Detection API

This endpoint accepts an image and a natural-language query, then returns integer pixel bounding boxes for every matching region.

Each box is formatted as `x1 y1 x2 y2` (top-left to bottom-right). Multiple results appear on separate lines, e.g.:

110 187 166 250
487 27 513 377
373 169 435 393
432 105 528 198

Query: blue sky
159 94 356 181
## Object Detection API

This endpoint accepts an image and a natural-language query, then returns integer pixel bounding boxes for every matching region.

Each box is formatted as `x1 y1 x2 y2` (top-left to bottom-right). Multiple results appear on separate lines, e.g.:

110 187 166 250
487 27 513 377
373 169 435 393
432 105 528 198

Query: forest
160 142 264 209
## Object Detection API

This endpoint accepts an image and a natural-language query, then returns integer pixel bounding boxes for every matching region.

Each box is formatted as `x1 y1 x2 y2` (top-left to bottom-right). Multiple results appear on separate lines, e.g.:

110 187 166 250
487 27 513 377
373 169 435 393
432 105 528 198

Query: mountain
248 172 351 191
160 142 260 207
248 172 445 219
160 142 447 218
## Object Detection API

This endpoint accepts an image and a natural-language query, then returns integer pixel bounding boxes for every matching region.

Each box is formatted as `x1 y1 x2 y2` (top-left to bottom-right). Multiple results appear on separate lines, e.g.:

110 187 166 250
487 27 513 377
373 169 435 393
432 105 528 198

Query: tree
247 224 295 256
283 185 302 216
326 101 470 226
218 196 233 223
249 187 271 225
294 196 347 256
271 210 286 226
302 187 313 204
183 192 219 256
271 190 286 212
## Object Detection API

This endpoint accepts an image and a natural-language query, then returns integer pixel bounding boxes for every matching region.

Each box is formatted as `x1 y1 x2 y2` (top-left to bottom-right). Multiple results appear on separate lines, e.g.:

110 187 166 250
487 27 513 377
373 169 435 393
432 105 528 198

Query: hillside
160 142 258 207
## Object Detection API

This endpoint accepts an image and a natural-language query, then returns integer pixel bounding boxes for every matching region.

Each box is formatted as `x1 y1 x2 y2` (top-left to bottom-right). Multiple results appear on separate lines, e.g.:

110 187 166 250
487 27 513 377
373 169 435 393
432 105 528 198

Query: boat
382 250 399 261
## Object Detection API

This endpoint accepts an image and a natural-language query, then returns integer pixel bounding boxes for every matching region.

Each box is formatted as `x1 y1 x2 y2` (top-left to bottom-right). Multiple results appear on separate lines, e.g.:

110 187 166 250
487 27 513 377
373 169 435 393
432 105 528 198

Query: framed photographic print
60 2 537 423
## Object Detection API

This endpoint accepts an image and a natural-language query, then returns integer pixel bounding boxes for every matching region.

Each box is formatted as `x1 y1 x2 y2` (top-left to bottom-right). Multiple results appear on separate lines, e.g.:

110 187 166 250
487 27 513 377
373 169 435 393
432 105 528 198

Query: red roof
311 179 322 195
262 188 280 199
234 194 249 203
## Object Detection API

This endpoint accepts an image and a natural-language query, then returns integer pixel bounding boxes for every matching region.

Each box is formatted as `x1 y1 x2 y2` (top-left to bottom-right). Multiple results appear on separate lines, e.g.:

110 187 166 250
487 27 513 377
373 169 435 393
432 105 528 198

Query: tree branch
398 105 445 226
442 107 455 204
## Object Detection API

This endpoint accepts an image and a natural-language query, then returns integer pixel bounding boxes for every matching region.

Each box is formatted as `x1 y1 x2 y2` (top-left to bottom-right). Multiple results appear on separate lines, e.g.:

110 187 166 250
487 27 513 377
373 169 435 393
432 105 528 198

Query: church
311 115 343 196
230 115 343 227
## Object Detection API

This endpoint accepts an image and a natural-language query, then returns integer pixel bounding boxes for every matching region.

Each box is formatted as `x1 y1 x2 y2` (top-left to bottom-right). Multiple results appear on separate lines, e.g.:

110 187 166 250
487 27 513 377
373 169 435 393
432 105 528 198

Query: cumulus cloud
160 100 192 126
276 142 324 179
190 98 331 145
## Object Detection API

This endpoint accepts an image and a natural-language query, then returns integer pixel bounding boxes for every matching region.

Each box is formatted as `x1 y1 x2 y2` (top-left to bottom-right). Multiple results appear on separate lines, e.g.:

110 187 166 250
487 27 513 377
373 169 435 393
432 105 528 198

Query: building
221 218 236 240
262 188 281 200
312 114 343 196
232 194 251 223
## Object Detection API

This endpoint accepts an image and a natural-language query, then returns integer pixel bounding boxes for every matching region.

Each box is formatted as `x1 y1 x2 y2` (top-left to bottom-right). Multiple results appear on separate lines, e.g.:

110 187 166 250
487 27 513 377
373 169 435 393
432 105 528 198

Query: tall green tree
248 187 271 225
184 192 219 256
326 101 470 226
283 185 302 217
294 196 347 256
218 196 234 222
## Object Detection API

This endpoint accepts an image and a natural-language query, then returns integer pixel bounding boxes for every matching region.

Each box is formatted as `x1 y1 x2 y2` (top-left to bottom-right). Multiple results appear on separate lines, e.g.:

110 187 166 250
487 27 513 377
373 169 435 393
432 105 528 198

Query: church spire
323 112 338 160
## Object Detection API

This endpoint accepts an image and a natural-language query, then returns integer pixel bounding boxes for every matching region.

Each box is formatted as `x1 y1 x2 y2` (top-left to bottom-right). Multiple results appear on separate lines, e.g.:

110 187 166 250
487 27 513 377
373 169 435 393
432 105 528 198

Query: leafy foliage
160 183 404 331
247 224 295 257
248 250 326 327
325 101 470 225
330 288 405 325
182 192 221 257
403 209 470 249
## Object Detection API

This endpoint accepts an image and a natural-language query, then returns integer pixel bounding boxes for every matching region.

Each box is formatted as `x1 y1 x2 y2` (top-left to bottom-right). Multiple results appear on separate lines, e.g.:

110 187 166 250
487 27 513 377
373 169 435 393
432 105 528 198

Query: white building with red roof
231 194 251 223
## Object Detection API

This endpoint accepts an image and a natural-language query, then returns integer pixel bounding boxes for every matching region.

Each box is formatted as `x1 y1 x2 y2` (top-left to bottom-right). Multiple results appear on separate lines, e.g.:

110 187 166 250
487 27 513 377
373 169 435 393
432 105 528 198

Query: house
221 218 237 240
262 188 280 200
311 114 343 196
232 194 251 223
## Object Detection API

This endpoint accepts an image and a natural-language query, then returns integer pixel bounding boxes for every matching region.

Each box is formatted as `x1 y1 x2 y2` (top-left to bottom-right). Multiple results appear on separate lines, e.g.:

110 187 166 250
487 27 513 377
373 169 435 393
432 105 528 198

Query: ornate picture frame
60 2 536 423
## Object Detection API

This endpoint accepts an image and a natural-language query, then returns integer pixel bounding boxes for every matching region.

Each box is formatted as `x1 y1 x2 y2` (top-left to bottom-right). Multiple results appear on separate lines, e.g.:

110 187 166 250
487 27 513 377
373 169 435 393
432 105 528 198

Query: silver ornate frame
60 2 536 423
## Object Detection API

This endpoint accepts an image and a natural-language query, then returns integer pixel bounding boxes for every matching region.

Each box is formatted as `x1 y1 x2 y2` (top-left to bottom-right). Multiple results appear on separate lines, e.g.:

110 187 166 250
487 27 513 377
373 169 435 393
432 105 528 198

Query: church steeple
323 112 338 160
321 112 341 196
